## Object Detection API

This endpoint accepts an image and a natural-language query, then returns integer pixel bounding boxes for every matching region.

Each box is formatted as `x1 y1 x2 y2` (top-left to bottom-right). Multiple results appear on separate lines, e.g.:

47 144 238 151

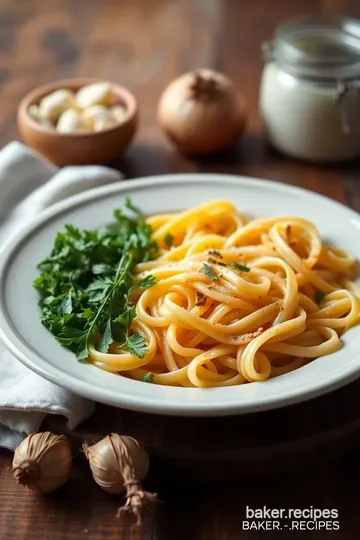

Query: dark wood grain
1 0 360 538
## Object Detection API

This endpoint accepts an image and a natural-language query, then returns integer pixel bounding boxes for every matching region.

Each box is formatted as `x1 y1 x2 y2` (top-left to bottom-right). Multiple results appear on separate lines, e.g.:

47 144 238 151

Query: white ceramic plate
1 174 360 417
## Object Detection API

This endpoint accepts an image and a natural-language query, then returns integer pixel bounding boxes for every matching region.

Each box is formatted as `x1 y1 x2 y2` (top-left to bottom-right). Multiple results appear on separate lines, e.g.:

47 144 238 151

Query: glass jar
259 16 360 163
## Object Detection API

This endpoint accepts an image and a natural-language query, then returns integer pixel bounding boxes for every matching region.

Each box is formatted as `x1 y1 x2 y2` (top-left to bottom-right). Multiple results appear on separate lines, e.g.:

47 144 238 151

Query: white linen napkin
0 141 124 451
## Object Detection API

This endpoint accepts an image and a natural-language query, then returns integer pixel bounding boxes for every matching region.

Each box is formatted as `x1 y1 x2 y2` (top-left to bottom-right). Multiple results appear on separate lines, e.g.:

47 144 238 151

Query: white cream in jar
259 16 360 163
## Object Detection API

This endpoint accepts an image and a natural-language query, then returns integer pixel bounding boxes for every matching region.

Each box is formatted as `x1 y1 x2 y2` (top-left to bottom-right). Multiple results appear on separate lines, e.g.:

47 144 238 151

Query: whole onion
12 432 72 494
83 433 156 525
157 68 247 154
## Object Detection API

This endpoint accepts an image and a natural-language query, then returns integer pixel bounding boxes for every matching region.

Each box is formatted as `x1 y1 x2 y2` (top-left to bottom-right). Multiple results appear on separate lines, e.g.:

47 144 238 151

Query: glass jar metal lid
264 16 360 80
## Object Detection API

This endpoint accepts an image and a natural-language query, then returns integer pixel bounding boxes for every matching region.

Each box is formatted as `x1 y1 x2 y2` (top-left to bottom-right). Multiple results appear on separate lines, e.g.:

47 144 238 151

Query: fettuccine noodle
89 200 360 387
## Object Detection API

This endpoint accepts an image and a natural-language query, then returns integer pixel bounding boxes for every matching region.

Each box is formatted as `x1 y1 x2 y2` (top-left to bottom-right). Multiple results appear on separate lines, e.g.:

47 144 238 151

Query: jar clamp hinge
335 80 360 134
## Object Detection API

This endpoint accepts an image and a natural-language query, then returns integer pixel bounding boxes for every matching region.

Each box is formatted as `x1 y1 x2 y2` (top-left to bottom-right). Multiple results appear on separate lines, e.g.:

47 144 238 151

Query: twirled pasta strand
88 200 360 387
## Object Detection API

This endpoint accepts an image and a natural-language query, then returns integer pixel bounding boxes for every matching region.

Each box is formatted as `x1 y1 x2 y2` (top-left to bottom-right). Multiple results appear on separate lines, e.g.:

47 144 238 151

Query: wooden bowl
17 78 138 166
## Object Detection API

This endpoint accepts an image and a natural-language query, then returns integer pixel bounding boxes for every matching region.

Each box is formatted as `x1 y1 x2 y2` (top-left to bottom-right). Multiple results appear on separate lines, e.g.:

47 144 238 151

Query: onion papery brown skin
12 432 72 494
157 69 247 155
83 434 157 525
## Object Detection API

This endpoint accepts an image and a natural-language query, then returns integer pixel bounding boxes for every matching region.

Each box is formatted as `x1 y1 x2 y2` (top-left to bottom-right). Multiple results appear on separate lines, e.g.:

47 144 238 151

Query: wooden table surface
1 0 360 538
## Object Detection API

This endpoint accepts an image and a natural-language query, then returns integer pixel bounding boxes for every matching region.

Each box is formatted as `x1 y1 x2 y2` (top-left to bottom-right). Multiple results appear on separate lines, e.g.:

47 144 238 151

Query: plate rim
1 172 360 417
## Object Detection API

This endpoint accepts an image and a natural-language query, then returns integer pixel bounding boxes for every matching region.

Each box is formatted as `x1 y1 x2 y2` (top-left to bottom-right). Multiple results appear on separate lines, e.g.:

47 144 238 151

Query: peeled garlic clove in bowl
18 78 139 165
57 109 84 133
27 104 54 129
76 82 112 109
111 105 126 123
26 83 128 134
27 104 40 121
82 105 115 131
38 89 77 124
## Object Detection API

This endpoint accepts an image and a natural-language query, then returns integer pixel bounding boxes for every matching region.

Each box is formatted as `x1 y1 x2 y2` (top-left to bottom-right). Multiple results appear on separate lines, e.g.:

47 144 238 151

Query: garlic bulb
12 432 72 494
83 434 156 524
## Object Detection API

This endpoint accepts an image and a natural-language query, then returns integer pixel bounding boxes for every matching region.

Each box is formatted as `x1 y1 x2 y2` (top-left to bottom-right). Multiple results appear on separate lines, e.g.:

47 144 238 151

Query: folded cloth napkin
0 141 124 451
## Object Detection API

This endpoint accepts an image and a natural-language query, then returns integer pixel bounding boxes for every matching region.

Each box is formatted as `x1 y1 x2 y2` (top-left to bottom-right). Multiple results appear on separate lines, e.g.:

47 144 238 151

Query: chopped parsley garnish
137 275 157 288
314 290 325 304
124 197 142 215
142 372 154 383
126 333 148 359
164 232 174 247
201 262 218 280
33 200 157 361
230 262 251 272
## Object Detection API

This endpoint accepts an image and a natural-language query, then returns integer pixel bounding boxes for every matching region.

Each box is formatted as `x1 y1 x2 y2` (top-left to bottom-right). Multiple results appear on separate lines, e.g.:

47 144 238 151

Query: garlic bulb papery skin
12 432 72 494
83 434 149 494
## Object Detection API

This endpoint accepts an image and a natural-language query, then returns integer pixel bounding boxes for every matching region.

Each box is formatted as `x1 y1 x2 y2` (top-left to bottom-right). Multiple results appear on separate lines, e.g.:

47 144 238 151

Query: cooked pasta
88 200 360 387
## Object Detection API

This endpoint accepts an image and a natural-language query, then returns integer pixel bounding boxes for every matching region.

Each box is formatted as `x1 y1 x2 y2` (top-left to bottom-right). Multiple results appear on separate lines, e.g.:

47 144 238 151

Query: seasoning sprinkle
207 257 227 267
207 250 223 259
195 292 206 306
